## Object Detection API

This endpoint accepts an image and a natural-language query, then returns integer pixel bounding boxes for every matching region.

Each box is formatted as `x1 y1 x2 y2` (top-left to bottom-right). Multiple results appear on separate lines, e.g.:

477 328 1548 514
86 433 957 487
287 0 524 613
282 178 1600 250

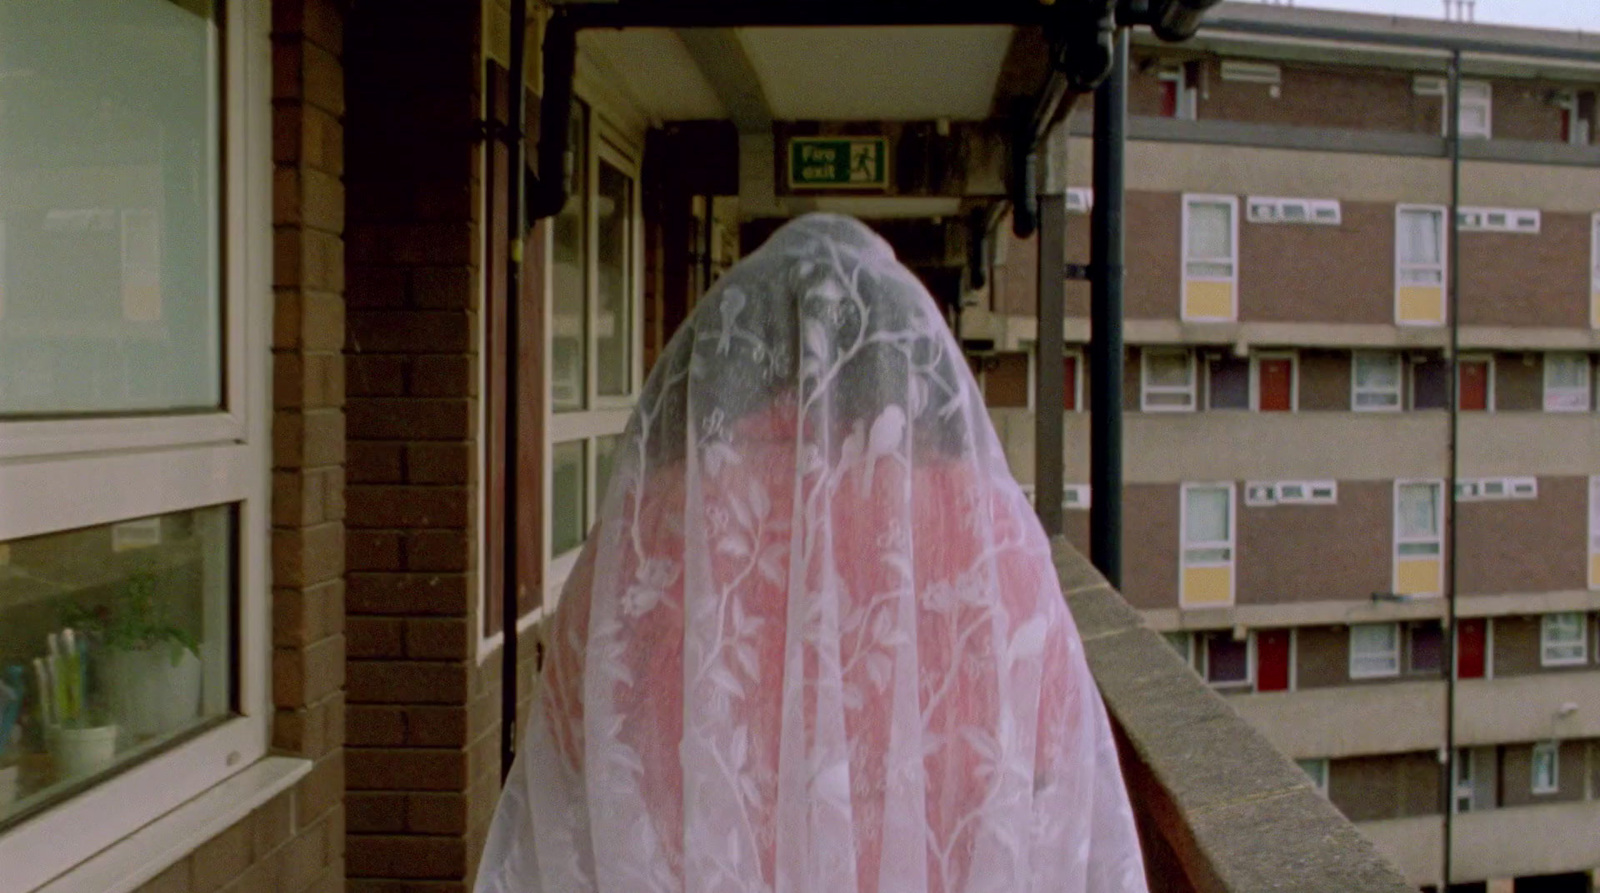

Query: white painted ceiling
581 25 1017 124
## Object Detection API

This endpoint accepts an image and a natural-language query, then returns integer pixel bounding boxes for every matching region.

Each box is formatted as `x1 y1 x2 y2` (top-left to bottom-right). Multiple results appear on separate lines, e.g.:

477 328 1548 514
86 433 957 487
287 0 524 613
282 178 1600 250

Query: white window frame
1591 213 1600 329
1250 351 1298 412
544 107 645 598
1200 630 1254 691
1296 758 1329 796
1395 205 1447 325
1540 612 1589 667
1351 351 1403 412
1457 206 1540 235
1544 353 1592 412
1163 631 1196 668
1141 347 1197 412
1590 476 1600 590
1244 482 1278 506
1457 80 1493 139
1246 196 1341 226
1066 187 1094 214
1349 623 1401 679
1531 742 1560 795
1453 747 1476 813
1393 479 1444 592
0 4 277 889
1181 194 1238 321
1180 482 1236 600
1220 60 1280 85
1555 91 1590 147
1276 480 1338 505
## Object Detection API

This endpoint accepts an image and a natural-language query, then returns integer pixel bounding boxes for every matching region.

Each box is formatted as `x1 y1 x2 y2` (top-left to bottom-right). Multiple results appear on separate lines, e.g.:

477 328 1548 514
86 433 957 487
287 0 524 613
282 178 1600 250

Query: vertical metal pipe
1441 47 1463 891
500 0 528 783
1036 180 1067 538
1089 29 1127 588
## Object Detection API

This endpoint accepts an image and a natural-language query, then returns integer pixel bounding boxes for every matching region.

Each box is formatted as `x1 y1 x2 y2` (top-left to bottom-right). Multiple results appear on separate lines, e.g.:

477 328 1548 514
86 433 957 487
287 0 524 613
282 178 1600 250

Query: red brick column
342 2 485 888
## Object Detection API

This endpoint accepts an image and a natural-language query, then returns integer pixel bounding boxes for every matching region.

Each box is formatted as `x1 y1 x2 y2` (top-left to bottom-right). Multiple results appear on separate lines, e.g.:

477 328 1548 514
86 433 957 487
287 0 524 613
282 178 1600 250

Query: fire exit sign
788 137 889 190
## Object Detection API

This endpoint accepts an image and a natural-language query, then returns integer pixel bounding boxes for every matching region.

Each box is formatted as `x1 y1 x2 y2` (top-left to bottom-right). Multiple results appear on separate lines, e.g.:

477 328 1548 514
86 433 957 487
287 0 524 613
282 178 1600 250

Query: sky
1235 0 1600 32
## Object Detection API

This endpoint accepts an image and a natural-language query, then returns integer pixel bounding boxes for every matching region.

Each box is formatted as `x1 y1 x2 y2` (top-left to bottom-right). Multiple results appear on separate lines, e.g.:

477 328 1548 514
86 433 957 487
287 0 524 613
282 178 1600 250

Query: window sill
29 756 311 893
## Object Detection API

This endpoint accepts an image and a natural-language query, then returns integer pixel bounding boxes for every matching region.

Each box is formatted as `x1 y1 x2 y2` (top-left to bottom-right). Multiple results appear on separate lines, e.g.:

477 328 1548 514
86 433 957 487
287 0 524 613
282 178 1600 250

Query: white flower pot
103 646 202 740
0 764 17 807
48 724 118 778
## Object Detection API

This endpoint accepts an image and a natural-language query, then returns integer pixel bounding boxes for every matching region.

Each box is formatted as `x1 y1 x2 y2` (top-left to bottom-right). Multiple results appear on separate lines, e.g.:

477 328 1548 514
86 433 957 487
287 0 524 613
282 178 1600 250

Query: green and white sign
788 137 889 190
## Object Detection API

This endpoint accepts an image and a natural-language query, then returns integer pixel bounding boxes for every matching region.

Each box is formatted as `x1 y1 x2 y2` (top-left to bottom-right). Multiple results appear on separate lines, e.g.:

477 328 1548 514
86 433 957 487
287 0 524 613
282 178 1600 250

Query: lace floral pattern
476 214 1147 893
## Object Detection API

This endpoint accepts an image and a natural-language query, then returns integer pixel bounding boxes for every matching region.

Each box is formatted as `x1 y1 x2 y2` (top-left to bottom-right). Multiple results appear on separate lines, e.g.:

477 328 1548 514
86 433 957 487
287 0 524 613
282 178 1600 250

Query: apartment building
967 5 1600 892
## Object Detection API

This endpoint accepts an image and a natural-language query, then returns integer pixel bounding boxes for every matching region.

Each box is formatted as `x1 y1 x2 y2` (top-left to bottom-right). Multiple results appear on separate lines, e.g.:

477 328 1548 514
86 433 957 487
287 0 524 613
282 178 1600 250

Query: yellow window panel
1588 553 1600 590
1181 565 1233 607
1396 285 1444 325
1590 292 1600 329
1183 279 1234 321
1395 557 1441 595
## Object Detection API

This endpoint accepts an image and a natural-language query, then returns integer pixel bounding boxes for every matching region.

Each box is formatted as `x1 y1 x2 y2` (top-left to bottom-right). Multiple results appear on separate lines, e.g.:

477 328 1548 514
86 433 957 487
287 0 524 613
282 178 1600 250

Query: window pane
551 103 589 413
0 505 234 830
1408 622 1443 674
595 160 632 397
552 440 588 556
1207 357 1249 409
1296 759 1327 790
0 0 221 417
1354 352 1400 389
1185 487 1230 545
1188 202 1232 260
1204 635 1249 685
1398 484 1439 539
1413 359 1449 410
1185 261 1234 279
1351 623 1399 676
1146 351 1192 388
1399 209 1442 266
1546 354 1588 390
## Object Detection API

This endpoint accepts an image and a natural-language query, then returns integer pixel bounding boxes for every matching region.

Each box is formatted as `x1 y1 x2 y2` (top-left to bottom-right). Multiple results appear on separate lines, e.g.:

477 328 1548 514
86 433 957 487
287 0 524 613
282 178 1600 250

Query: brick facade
127 2 350 891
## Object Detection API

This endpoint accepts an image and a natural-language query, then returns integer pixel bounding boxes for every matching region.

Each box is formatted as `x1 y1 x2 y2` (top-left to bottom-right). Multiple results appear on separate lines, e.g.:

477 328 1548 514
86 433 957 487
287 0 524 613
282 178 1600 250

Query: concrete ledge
1054 539 1415 893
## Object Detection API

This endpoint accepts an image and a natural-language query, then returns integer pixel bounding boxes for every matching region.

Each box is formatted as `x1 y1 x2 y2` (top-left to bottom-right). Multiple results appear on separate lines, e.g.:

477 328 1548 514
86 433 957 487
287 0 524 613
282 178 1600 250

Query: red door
1256 629 1291 692
1459 361 1489 411
1160 80 1178 118
1063 356 1078 411
1258 358 1293 412
1456 618 1487 679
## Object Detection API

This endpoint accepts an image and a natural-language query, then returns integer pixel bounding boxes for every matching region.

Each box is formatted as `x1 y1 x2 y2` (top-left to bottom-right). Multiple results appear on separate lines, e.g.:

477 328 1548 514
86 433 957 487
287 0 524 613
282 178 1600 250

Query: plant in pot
64 569 202 742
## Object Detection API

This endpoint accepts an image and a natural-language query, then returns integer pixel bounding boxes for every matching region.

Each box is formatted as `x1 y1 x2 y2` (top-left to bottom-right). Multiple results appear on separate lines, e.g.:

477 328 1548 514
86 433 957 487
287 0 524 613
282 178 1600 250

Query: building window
1182 195 1238 321
1296 759 1329 796
547 103 643 586
1349 623 1401 679
1142 348 1197 412
1396 206 1446 325
1590 477 1600 590
1394 481 1444 595
1352 351 1403 411
1555 91 1590 147
1531 742 1560 795
1591 213 1600 329
1458 80 1493 139
1181 483 1235 608
1544 354 1592 412
1540 613 1588 667
0 2 269 885
1200 631 1251 690
1163 631 1195 668
1411 356 1449 410
1253 353 1295 412
1453 748 1476 813
1206 355 1249 410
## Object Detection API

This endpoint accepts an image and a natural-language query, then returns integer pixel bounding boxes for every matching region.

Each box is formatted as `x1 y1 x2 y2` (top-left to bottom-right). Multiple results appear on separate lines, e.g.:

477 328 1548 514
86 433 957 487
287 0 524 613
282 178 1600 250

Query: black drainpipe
499 0 528 783
1441 46 1463 892
1089 29 1127 588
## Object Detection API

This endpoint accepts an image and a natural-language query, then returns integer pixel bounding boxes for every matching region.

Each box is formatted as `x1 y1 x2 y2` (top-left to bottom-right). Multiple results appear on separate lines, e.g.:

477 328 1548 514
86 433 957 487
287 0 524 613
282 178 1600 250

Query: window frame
1348 622 1402 680
1591 213 1600 329
1456 80 1493 140
1543 353 1592 412
543 105 645 598
1181 194 1239 322
1351 351 1403 412
1452 747 1476 814
0 3 274 887
1393 479 1445 594
1180 482 1236 606
1296 758 1329 796
1590 476 1600 591
1394 204 1447 326
1141 347 1197 412
1540 612 1589 667
1531 742 1560 795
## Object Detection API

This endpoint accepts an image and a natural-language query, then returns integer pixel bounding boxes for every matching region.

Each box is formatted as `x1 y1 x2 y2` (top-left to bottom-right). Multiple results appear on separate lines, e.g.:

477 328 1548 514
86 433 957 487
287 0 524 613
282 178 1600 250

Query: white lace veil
476 213 1147 893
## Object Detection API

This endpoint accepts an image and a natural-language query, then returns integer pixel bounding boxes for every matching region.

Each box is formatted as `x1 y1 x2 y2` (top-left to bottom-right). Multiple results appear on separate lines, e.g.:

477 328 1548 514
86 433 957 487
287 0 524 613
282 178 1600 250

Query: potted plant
64 569 202 741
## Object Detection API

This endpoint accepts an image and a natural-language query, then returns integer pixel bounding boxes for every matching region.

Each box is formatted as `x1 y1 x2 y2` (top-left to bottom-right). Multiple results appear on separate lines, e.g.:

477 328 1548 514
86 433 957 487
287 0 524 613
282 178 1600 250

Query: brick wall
129 2 349 891
343 2 484 889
